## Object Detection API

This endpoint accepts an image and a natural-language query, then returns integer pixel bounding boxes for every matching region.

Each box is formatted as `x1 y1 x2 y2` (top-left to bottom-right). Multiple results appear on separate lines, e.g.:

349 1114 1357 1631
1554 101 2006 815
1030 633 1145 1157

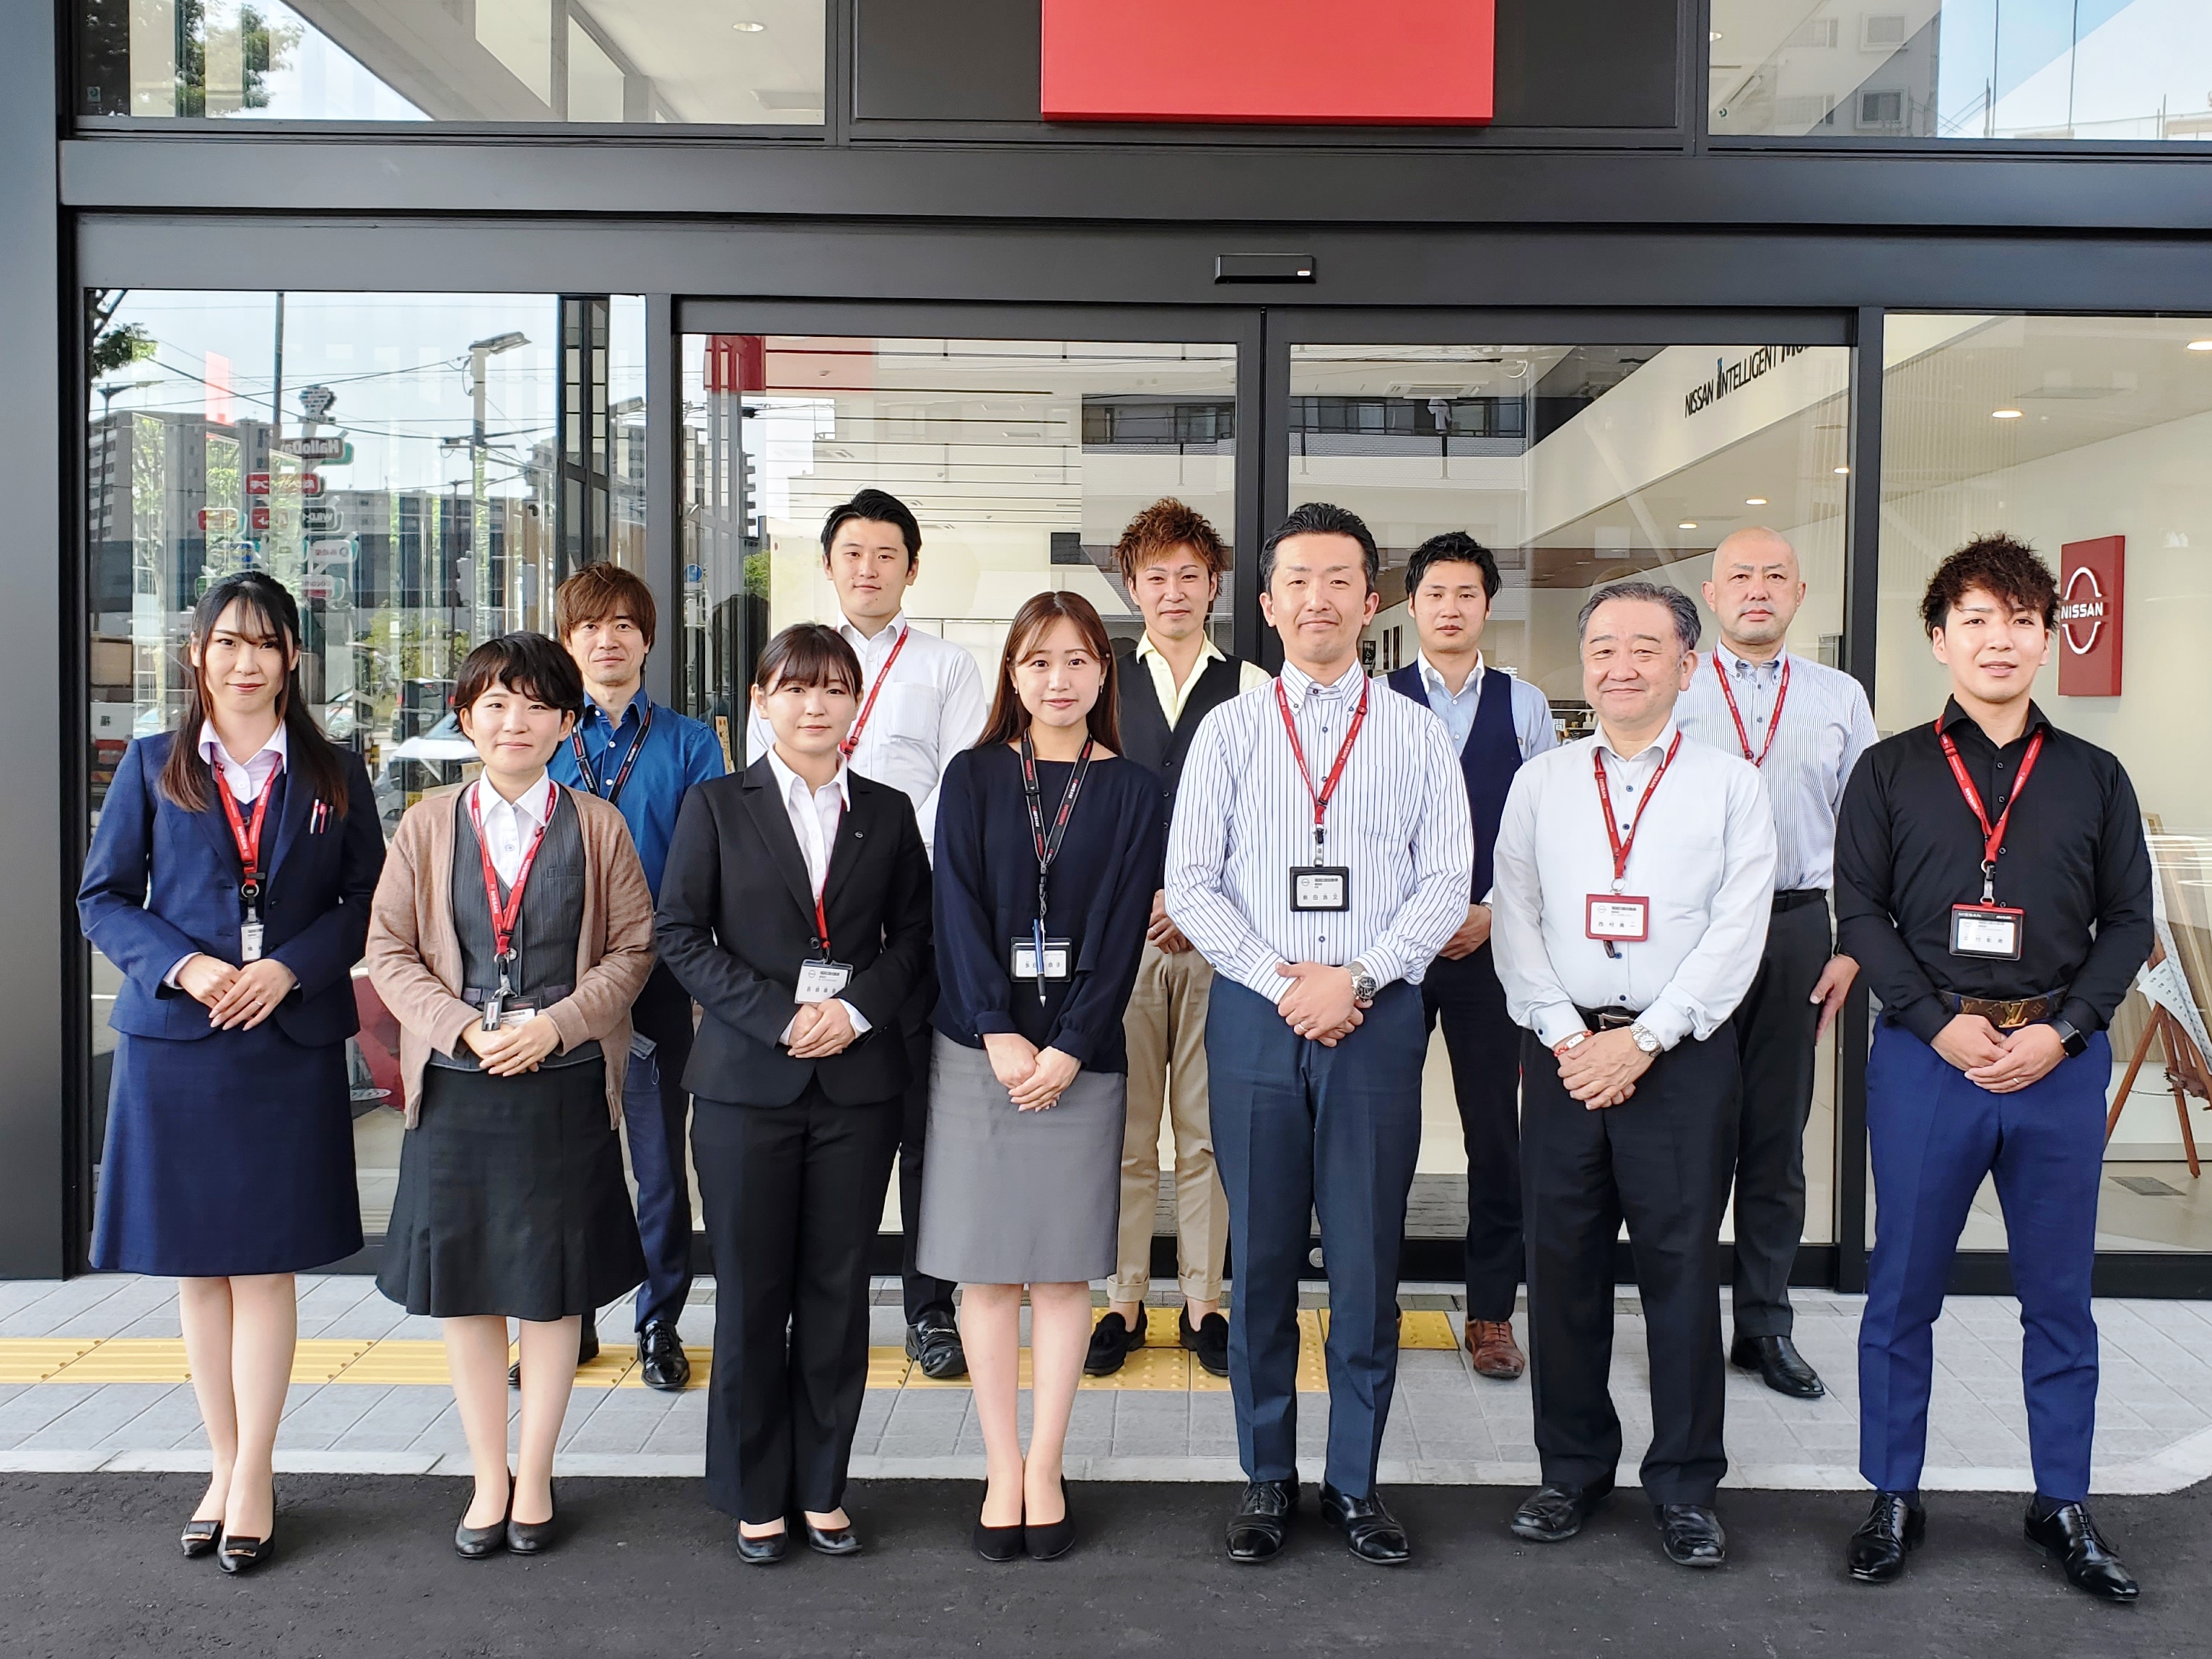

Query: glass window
1289 341 1854 1253
1877 312 2212 1251
1711 1 2212 141
76 0 825 125
85 289 644 1236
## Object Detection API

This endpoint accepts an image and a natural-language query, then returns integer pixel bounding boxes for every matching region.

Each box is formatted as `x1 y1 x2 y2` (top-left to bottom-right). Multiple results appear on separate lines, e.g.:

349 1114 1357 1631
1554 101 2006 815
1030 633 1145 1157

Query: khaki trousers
1111 940 1228 1304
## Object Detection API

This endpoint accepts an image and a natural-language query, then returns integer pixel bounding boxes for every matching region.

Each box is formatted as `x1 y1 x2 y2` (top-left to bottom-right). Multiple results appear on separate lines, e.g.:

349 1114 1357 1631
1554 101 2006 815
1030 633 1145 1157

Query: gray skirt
916 1033 1124 1286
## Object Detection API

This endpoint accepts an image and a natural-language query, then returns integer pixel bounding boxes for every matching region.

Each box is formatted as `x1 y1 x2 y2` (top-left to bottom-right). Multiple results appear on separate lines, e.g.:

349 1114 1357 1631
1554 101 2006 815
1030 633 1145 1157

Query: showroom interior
6 0 2211 1297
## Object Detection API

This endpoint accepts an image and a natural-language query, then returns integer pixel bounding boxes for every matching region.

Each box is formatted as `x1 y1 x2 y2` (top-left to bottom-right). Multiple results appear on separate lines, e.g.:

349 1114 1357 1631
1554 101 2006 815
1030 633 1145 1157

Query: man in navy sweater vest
1385 533 1557 1378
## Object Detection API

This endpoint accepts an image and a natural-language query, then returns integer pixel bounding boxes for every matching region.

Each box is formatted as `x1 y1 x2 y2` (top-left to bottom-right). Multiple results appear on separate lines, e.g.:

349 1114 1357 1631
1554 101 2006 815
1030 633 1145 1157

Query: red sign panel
1041 0 1495 126
2058 535 2124 697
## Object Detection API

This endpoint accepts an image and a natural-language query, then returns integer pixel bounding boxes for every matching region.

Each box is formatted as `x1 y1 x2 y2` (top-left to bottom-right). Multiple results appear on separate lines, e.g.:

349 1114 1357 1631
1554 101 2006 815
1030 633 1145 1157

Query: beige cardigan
364 781 655 1127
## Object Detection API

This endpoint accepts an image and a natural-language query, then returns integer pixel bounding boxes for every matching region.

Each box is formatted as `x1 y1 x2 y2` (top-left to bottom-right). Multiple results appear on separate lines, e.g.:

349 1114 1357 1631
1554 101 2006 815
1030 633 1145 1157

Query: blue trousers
1859 1020 2108 1502
1207 976 1425 1495
625 964 699 1331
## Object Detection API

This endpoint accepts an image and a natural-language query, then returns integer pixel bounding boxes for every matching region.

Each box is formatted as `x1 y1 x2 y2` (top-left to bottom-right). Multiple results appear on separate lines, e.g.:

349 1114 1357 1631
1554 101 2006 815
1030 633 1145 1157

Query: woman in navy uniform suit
78 572 383 1573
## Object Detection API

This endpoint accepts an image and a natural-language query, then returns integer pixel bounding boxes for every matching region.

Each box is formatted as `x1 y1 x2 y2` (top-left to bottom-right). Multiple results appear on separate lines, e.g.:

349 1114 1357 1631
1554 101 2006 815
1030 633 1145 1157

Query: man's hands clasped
1932 1012 2065 1094
1552 1027 1653 1111
1276 962 1367 1046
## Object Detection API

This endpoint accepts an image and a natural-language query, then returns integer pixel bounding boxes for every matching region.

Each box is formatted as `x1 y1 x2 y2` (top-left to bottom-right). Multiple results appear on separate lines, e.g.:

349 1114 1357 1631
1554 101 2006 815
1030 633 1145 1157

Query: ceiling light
1991 407 2024 419
1678 521 1698 530
733 19 765 30
1744 496 1767 506
1710 30 1723 40
1834 465 1850 475
2189 339 2212 351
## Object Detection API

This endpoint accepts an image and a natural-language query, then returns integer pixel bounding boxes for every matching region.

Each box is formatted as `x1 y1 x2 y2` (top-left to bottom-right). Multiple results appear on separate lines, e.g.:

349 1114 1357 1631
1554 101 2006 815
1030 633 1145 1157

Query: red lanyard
839 626 911 758
805 799 843 957
469 781 554 971
1936 719 2046 902
570 702 653 805
1713 652 1791 768
1274 673 1371 864
1593 731 1684 885
216 767 277 908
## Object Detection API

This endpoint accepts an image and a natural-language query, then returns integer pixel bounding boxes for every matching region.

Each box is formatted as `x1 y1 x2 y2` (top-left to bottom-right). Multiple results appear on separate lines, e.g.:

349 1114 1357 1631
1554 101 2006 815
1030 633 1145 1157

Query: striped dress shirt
1673 642 1879 893
1164 659 1473 1004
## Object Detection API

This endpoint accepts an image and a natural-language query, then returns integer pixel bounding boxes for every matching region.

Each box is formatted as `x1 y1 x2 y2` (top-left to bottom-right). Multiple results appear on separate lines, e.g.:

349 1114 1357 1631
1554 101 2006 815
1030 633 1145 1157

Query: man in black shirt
1835 535 2152 1601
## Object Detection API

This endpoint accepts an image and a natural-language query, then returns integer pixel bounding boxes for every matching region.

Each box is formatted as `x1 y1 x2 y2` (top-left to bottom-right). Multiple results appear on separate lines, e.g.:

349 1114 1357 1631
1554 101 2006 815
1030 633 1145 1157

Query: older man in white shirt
1492 580 1775 1572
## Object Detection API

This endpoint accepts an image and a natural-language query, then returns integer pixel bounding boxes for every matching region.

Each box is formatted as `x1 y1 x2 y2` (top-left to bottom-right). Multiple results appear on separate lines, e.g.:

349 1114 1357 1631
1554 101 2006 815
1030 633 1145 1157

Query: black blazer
655 757 932 1107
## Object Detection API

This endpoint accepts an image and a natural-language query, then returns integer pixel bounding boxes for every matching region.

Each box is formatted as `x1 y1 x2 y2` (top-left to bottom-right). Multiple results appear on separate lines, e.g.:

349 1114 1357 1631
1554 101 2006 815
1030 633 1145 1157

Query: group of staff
78 486 2148 1601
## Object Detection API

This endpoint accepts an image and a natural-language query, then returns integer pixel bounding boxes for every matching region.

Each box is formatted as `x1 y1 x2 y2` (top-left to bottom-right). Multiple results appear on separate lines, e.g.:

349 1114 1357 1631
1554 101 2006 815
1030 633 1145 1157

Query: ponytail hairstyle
974 590 1124 755
157 571 351 819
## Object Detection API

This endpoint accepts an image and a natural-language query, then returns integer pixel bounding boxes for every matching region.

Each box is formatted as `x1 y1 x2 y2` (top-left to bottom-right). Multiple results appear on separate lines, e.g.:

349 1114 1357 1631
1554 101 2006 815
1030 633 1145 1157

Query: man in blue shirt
547 564 726 1390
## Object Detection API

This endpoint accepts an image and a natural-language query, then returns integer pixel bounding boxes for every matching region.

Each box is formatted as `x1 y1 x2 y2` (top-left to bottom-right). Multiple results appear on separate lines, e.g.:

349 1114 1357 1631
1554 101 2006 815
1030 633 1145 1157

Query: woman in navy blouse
918 590 1162 1562
79 572 383 1573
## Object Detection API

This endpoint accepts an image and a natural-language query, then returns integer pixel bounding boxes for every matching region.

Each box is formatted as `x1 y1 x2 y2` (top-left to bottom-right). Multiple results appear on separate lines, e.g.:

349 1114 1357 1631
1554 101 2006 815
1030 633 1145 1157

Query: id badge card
795 958 854 1004
478 994 538 1031
1010 938 1072 981
239 919 265 963
1291 867 1351 912
1950 903 2025 960
1586 894 1650 943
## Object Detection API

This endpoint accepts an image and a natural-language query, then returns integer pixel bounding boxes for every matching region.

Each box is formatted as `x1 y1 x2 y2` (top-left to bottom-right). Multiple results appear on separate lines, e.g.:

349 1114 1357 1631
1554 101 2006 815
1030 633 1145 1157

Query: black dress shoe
180 1518 222 1559
510 1318 603 1387
1511 1478 1614 1543
454 1515 507 1559
1084 1311 1145 1377
637 1320 691 1392
217 1528 276 1575
507 1513 556 1556
1025 1479 1075 1561
1225 1479 1296 1563
1730 1334 1825 1399
1181 1310 1230 1378
973 1486 1026 1563
1848 1491 1925 1583
1317 1482 1411 1566
2024 1502 2139 1601
805 1520 862 1557
907 1312 968 1380
1654 1504 1728 1569
735 1526 788 1565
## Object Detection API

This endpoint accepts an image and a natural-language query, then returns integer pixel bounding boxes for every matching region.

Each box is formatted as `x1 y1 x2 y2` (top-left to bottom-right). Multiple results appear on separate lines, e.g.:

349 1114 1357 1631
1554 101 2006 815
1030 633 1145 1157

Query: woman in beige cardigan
366 633 655 1560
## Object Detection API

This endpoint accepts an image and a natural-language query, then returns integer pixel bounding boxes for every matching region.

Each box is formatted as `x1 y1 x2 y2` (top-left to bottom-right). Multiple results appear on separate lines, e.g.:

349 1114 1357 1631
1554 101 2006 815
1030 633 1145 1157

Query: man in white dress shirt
1167 502 1471 1568
1675 528 1879 1401
748 489 988 1379
1492 580 1776 1571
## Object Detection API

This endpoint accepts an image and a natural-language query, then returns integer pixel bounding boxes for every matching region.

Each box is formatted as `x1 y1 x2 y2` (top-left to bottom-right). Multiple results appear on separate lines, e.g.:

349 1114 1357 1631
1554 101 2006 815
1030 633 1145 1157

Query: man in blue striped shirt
1167 502 1471 1568
1676 528 1878 1402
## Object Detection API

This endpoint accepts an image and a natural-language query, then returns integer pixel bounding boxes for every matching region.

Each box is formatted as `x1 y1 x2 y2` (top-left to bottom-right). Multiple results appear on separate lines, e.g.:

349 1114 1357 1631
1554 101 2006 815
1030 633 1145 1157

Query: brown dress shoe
1466 1319 1526 1380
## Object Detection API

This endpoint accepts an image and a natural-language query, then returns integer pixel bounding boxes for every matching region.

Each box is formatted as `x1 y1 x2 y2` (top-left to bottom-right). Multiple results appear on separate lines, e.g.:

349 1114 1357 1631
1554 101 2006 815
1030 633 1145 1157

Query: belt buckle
1593 1009 1635 1031
1993 998 2034 1030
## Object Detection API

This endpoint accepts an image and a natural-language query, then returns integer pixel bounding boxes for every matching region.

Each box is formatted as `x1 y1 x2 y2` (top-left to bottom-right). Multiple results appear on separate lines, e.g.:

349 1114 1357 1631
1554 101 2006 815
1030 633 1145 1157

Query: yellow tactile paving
0 1339 97 1383
0 1316 1463 1393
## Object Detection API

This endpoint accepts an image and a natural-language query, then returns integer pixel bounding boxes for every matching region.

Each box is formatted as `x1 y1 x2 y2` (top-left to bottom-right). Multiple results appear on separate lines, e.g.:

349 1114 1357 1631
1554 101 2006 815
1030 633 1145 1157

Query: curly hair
1112 497 1232 588
1920 534 2058 636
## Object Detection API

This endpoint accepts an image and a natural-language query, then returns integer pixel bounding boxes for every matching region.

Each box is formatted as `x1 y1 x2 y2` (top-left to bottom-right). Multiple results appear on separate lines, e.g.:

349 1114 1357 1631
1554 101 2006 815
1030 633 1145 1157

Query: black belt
1938 990 2066 1030
1771 889 1827 913
1573 1004 1643 1031
463 983 573 1007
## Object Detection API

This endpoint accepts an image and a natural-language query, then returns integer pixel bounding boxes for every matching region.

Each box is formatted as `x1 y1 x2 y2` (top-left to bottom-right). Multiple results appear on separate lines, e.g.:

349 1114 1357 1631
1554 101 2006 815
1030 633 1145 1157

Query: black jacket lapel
740 759 821 923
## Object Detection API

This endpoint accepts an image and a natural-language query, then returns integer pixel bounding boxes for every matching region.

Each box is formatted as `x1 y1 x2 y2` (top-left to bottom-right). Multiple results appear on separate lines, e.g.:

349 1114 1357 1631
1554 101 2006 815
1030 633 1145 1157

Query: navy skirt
377 1059 645 1322
92 1022 363 1277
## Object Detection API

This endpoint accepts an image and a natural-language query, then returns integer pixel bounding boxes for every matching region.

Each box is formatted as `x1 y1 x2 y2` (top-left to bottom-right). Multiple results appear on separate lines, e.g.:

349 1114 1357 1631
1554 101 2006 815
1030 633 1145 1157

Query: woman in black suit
77 572 384 1572
655 623 932 1564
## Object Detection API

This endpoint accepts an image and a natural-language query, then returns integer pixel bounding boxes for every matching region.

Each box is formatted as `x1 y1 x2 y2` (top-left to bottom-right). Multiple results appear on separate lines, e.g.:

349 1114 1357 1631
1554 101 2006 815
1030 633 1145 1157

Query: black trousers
899 1010 958 1325
1725 896 1830 1339
692 1082 901 1524
1521 1025 1739 1507
1421 944 1524 1322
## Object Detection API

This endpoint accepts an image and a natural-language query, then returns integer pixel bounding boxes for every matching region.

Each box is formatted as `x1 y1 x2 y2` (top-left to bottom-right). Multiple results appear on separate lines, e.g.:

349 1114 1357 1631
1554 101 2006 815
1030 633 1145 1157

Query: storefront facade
5 1 2210 1292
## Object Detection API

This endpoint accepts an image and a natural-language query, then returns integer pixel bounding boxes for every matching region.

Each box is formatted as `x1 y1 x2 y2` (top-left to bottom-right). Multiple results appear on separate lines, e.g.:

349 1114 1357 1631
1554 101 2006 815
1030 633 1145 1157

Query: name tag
1290 867 1350 912
1950 903 2025 961
240 920 264 963
1586 895 1650 942
1011 938 1072 981
795 959 854 1004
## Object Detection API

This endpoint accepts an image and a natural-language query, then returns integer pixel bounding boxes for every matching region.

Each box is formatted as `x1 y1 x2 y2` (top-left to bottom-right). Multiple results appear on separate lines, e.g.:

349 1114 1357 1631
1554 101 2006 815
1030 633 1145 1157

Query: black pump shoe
735 1526 788 1565
973 1484 1025 1562
805 1519 862 1557
1024 1480 1075 1562
455 1481 512 1559
216 1528 276 1575
180 1518 223 1559
506 1512 557 1556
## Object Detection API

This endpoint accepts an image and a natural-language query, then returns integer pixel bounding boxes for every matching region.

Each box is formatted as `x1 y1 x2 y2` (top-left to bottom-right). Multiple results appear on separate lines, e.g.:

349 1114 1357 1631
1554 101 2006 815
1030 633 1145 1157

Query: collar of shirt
582 685 650 737
198 719 288 797
839 610 909 662
1277 657 1369 712
1416 649 1485 704
1137 632 1227 670
1938 695 2051 743
1595 717 1681 768
1714 639 1788 683
470 772 557 832
763 745 852 815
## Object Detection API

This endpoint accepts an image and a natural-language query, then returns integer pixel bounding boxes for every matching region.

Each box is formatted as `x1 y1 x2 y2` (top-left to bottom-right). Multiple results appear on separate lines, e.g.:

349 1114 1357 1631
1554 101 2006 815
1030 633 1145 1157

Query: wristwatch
1627 1021 1662 1056
1347 961 1379 1004
2050 1017 2089 1059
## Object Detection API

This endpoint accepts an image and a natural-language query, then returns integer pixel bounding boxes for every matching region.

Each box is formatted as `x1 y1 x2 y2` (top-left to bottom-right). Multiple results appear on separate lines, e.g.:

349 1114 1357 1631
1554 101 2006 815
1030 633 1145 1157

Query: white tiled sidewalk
4 1274 2212 1494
